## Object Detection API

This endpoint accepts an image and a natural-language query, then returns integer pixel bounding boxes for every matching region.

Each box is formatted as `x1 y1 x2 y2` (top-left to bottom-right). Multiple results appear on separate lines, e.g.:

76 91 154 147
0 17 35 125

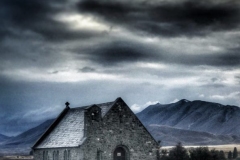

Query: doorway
113 146 126 160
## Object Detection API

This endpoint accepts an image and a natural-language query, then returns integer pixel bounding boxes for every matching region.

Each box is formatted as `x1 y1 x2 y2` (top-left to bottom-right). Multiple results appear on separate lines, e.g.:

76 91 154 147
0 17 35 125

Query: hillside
137 99 240 135
0 134 11 144
0 119 54 155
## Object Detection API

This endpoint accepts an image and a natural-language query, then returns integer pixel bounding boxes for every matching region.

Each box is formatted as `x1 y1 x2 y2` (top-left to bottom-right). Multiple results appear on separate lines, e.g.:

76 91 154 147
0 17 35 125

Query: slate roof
34 100 115 149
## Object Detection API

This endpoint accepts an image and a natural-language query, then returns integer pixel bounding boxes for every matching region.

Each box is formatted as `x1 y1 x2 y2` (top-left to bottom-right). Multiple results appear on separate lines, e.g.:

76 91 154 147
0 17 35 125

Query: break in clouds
0 0 240 136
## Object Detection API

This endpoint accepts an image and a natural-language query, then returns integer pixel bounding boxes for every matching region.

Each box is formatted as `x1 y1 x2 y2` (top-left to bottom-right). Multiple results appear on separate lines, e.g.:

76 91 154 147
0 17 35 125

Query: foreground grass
0 156 33 160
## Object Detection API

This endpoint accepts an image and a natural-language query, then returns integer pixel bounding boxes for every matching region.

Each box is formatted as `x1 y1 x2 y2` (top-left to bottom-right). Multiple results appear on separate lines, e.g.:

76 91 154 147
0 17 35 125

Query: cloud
73 40 156 66
77 0 240 37
0 0 102 42
211 91 240 100
170 99 180 103
72 36 240 68
79 67 96 73
95 44 146 64
167 49 240 67
235 75 240 84
131 101 159 113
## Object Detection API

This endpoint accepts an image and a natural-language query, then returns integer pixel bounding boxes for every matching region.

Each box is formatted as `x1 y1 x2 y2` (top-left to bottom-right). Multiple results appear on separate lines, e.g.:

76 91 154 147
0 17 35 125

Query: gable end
106 97 159 146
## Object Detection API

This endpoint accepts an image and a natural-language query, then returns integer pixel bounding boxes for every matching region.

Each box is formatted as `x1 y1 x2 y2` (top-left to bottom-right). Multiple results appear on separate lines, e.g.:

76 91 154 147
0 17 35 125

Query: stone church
32 97 159 160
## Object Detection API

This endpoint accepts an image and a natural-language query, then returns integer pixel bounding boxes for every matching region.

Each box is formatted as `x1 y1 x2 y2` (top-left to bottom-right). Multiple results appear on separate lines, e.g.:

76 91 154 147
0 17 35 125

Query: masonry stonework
34 148 83 160
82 100 158 160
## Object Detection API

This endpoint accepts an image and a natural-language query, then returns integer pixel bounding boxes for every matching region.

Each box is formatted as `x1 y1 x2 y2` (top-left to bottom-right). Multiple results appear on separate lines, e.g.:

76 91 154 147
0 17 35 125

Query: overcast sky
0 0 240 136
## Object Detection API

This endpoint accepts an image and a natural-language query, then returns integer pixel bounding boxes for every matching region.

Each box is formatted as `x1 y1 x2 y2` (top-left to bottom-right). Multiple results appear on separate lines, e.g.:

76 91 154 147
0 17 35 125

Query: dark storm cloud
211 78 218 83
91 43 150 65
79 67 96 73
235 75 240 84
75 41 155 66
201 83 226 88
235 76 240 79
74 40 240 67
0 0 99 42
167 50 240 67
77 0 240 37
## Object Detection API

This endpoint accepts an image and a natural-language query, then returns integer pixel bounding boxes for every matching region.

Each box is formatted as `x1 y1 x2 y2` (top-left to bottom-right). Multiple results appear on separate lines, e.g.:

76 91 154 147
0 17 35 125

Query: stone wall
33 147 83 160
82 100 159 160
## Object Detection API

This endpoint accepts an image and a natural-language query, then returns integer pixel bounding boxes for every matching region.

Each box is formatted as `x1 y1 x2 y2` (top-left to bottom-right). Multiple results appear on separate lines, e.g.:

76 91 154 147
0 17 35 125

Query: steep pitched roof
36 108 85 148
33 100 115 149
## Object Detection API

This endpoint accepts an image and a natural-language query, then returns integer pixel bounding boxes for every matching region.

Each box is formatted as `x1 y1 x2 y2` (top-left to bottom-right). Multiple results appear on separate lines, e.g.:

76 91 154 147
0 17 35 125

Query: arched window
43 151 45 160
68 150 71 160
64 150 67 160
56 151 59 160
53 151 55 160
53 151 59 160
88 105 101 122
97 150 102 160
64 150 71 160
43 151 48 160
46 151 48 160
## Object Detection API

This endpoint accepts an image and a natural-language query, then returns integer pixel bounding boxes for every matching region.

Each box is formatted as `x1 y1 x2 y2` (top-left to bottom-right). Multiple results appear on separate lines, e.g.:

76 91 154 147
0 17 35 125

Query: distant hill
0 134 11 143
137 99 240 135
0 119 54 155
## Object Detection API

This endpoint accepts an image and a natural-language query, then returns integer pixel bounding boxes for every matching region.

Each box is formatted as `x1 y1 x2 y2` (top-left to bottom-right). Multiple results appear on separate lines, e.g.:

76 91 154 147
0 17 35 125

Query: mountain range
136 99 240 145
1 99 240 155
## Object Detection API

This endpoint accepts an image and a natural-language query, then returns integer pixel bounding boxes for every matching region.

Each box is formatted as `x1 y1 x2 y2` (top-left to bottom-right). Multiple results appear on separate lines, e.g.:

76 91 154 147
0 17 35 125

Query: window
64 150 71 160
56 151 59 160
89 105 101 122
91 110 99 121
53 151 59 160
97 150 102 160
64 150 67 160
68 150 71 160
43 151 48 160
119 114 123 123
53 151 55 160
43 151 45 160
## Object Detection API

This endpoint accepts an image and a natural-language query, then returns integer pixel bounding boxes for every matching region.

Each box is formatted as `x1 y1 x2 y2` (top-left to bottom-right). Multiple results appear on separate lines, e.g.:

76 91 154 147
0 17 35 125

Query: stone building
32 97 159 160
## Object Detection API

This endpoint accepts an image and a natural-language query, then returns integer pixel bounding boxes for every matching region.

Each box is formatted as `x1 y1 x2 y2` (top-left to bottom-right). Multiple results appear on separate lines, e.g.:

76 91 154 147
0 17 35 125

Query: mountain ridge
137 99 240 135
0 134 11 143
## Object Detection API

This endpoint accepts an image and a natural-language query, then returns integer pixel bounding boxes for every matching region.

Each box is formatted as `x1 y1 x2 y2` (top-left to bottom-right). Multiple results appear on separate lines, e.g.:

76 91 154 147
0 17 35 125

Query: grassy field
0 156 33 160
